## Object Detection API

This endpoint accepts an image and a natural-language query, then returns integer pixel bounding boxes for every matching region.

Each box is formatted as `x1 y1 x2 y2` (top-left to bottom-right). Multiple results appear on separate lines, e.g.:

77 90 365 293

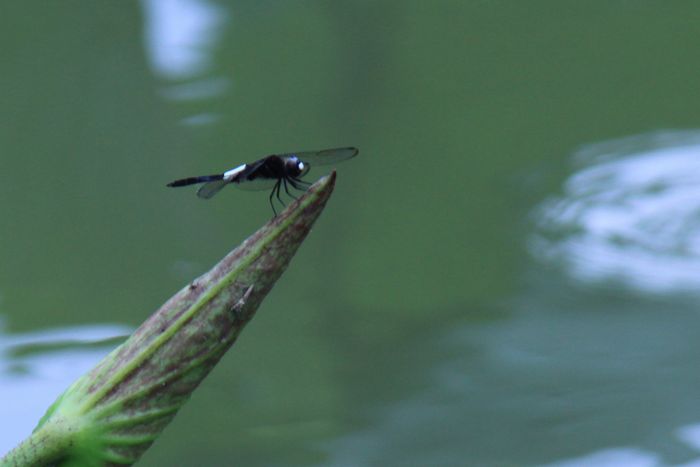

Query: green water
3 2 700 466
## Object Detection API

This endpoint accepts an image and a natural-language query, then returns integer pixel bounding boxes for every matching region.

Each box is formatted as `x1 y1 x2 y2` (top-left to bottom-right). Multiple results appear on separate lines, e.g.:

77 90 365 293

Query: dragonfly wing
197 179 229 199
233 177 277 191
285 147 359 166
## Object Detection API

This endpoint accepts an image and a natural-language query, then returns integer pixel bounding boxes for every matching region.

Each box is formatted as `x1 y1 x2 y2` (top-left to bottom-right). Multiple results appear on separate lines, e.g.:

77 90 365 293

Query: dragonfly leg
275 179 285 206
289 178 309 191
283 178 298 200
269 181 280 216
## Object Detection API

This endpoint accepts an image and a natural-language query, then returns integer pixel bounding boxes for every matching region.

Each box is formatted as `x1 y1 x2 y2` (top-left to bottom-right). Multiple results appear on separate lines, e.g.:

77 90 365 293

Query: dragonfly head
286 156 310 178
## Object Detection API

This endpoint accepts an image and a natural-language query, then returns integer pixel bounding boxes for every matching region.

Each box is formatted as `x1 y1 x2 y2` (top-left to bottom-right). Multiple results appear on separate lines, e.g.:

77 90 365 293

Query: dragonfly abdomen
167 174 223 187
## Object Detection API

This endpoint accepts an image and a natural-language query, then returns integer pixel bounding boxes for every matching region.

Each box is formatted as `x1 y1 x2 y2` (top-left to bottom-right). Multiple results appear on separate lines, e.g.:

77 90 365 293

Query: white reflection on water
542 448 659 467
544 442 700 467
677 424 700 451
531 130 700 294
140 0 229 127
140 0 227 80
0 321 130 454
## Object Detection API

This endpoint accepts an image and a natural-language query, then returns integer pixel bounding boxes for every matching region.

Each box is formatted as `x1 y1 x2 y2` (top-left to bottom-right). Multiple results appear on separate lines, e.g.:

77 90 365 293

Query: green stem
1 172 337 467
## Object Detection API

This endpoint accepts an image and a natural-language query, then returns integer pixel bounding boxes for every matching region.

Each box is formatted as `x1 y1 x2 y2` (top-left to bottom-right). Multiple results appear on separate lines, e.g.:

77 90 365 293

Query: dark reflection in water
316 132 700 466
524 131 700 466
0 324 130 452
316 294 700 466
532 131 700 295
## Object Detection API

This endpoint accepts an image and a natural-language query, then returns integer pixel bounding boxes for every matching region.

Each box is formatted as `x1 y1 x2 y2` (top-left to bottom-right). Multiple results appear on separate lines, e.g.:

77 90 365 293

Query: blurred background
3 2 700 466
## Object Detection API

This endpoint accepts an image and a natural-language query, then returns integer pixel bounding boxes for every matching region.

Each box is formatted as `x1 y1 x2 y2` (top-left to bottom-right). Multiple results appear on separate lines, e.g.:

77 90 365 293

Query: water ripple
532 130 700 294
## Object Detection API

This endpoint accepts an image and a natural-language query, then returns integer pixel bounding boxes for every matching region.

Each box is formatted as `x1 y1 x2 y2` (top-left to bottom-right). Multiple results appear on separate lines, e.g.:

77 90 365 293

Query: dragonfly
167 147 359 215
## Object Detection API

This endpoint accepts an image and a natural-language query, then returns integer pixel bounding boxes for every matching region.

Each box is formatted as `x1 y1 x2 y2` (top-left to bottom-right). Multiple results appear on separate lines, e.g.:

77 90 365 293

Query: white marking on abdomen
223 164 247 181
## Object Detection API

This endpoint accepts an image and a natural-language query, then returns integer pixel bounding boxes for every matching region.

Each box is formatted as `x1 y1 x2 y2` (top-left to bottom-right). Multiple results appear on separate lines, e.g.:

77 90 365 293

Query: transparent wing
196 176 275 197
233 177 277 191
284 147 359 166
196 179 229 199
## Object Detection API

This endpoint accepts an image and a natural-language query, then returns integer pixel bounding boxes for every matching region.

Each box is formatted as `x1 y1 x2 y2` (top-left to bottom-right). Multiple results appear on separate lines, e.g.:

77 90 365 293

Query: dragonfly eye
298 160 311 177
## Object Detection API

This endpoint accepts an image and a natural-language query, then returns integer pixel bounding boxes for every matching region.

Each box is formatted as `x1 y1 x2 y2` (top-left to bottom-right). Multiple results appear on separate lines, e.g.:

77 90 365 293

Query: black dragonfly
167 147 358 215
